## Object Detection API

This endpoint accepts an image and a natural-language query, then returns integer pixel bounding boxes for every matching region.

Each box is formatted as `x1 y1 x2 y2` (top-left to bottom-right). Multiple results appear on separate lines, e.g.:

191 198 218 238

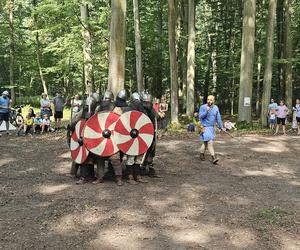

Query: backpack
187 123 195 132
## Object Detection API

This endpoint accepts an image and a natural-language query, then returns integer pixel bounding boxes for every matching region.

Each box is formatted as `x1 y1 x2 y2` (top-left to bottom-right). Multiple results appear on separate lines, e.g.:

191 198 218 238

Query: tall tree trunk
261 0 277 127
33 0 47 95
168 0 178 124
154 0 163 98
108 0 127 98
8 0 15 104
238 0 256 122
283 0 292 109
36 32 48 95
186 0 195 117
276 0 284 99
133 0 143 92
80 4 94 95
256 56 261 117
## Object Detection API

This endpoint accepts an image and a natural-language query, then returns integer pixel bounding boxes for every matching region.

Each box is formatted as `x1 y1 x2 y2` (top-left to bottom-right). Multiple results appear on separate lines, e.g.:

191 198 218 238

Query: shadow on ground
0 132 299 249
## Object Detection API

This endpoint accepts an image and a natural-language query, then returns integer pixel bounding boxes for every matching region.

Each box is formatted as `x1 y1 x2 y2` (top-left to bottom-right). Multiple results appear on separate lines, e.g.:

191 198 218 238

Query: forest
0 0 299 126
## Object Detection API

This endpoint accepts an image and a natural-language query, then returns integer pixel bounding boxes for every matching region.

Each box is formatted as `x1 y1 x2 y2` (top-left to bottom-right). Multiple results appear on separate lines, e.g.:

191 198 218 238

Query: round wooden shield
70 119 89 164
113 111 154 156
83 112 119 157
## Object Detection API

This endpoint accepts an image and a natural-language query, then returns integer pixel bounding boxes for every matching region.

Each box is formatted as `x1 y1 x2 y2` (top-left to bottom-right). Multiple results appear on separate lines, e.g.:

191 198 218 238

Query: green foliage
256 207 287 225
0 0 300 118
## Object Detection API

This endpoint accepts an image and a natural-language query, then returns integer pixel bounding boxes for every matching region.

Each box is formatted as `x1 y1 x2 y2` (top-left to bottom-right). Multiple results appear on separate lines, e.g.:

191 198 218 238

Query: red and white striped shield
113 111 154 156
70 119 89 164
83 112 119 157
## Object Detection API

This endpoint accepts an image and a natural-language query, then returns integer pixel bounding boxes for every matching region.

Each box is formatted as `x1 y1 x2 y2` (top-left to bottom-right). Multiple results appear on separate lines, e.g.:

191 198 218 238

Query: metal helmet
2 90 9 96
103 90 114 101
131 92 140 101
117 89 127 100
91 92 100 103
141 92 153 103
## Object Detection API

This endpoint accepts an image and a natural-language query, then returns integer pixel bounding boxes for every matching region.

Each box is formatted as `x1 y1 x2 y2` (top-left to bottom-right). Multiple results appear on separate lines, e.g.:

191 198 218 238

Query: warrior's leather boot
76 177 88 185
135 175 148 183
92 178 104 184
116 175 123 186
200 153 205 161
149 167 161 178
128 174 138 185
211 155 219 164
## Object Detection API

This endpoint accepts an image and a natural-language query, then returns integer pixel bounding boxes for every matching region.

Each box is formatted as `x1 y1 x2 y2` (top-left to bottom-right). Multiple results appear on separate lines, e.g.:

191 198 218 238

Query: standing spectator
71 94 82 119
53 93 65 131
0 90 11 136
293 99 300 135
153 98 160 113
159 96 168 128
274 100 289 136
268 98 278 111
40 93 52 118
268 98 278 125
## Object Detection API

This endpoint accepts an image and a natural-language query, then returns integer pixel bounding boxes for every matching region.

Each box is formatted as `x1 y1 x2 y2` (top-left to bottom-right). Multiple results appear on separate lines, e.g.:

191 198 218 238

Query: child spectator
33 112 43 133
293 99 300 135
17 114 34 136
291 110 298 133
269 109 276 130
274 100 289 136
224 120 237 131
41 114 50 134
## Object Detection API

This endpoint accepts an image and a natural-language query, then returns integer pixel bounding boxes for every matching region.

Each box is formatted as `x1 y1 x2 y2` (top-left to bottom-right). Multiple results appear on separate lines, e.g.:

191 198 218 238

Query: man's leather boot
200 153 205 161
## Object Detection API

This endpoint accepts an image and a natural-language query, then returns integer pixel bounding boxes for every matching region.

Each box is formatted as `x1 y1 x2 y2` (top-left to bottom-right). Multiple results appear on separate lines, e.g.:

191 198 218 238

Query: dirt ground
0 131 299 250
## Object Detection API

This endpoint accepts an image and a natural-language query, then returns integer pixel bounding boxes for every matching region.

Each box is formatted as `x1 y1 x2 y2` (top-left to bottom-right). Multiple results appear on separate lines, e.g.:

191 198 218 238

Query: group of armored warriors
67 89 159 185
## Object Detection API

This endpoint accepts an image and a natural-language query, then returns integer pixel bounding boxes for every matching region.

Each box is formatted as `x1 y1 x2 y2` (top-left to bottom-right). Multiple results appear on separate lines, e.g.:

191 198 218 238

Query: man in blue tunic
199 95 224 164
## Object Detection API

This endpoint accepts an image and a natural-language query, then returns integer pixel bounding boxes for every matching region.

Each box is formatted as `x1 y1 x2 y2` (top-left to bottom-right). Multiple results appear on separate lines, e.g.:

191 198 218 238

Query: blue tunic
199 104 223 142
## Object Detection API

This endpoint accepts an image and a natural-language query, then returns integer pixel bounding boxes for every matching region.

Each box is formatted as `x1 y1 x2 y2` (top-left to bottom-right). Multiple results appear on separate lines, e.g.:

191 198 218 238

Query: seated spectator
33 112 43 133
224 120 237 131
28 107 36 118
41 114 51 134
17 114 34 136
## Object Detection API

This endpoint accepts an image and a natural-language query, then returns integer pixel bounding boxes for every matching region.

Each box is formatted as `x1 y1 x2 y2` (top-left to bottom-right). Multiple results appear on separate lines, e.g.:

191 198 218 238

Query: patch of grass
256 207 287 225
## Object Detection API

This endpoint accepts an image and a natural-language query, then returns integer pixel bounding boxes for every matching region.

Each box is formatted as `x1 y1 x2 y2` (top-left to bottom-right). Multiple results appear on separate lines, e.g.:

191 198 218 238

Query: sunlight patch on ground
89 226 155 249
145 196 177 211
166 224 226 245
117 210 148 223
51 161 71 175
277 233 300 250
170 228 209 244
243 167 294 177
38 184 72 194
230 229 256 248
50 210 110 234
158 140 182 150
289 180 300 186
251 141 288 153
59 151 71 159
0 157 14 167
221 195 252 206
